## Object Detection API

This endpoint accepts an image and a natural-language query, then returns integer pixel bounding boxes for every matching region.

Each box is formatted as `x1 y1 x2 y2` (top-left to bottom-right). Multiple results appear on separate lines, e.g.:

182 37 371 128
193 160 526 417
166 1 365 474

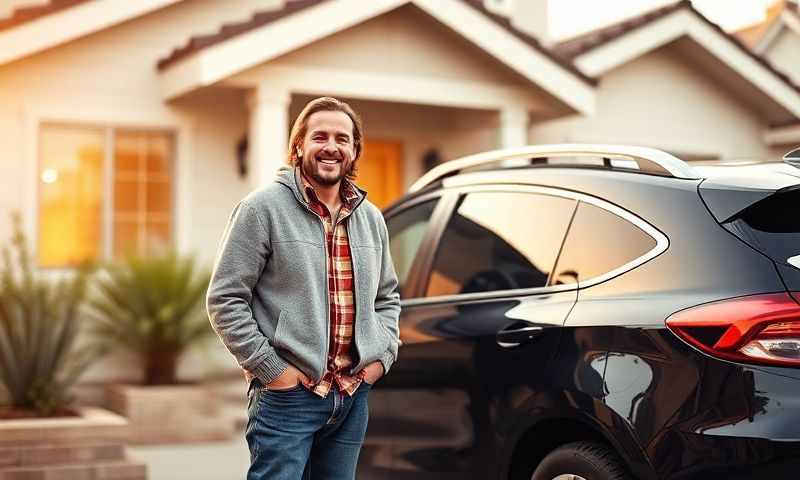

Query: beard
302 154 349 187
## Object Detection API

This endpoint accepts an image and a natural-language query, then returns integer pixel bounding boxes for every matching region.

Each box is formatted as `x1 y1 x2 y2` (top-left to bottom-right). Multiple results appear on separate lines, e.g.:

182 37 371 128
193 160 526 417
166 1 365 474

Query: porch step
0 443 126 468
0 460 146 480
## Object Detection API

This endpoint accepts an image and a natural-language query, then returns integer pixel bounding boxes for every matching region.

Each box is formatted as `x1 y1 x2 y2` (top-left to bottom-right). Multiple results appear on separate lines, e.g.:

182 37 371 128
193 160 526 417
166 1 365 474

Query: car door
357 191 448 480
370 185 580 480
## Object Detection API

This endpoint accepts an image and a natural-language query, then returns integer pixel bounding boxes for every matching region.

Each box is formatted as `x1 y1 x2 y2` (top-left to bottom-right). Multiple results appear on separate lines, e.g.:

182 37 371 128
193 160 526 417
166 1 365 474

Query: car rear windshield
724 188 800 271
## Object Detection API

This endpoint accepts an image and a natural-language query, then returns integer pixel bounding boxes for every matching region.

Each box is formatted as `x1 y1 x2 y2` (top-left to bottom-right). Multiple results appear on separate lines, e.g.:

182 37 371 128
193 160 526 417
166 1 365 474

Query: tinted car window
387 199 438 293
425 191 576 297
551 201 657 286
725 189 800 267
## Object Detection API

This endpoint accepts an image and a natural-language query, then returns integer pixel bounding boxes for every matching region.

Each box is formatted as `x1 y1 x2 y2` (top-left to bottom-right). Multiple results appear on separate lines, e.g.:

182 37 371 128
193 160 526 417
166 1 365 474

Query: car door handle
496 323 544 348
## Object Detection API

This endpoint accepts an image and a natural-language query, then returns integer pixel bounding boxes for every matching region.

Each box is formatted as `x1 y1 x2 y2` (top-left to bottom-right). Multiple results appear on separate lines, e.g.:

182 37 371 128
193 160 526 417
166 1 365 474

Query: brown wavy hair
288 97 364 180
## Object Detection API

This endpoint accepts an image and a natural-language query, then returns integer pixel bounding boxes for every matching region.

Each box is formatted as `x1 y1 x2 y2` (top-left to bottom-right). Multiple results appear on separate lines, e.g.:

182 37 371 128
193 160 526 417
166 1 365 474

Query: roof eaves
771 118 800 129
157 0 598 87
0 0 92 32
157 0 327 71
459 0 597 86
553 1 688 61
553 0 800 97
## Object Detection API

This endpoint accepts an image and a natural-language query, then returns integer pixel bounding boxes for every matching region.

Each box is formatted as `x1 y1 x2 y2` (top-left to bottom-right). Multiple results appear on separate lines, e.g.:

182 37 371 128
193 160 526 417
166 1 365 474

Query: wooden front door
356 140 404 210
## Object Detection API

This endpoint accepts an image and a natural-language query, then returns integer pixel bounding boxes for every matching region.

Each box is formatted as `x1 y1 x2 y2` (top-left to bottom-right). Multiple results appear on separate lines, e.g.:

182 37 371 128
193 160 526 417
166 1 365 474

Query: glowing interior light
41 168 58 184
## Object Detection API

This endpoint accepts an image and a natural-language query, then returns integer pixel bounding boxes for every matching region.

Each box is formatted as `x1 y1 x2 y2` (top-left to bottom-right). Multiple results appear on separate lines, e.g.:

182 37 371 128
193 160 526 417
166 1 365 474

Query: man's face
300 110 356 188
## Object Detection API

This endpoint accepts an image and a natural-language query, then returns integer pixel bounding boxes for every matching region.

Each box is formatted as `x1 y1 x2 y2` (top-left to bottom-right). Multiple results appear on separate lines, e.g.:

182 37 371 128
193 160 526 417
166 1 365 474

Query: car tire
531 441 630 480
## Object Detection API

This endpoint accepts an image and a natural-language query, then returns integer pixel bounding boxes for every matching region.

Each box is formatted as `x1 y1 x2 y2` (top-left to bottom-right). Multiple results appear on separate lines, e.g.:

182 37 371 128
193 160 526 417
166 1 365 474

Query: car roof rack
785 147 800 168
408 144 700 193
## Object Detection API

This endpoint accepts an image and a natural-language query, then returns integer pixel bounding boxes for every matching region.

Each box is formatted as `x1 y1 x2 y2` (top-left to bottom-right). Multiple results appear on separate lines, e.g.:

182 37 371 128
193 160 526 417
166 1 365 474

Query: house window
38 123 174 267
112 130 173 259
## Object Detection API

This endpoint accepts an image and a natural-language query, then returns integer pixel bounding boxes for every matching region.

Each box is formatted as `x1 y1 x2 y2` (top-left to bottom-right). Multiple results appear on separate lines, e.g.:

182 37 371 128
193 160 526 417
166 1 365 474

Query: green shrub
88 254 212 385
0 213 99 415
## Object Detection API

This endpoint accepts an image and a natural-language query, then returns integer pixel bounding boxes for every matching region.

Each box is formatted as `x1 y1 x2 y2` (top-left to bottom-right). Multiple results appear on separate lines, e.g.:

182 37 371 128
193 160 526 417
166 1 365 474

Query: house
0 0 797 384
735 0 800 144
522 1 800 161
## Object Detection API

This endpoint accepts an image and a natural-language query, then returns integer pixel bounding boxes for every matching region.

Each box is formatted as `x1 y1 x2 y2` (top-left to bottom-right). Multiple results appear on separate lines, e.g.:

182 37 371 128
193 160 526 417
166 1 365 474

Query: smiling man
207 97 401 480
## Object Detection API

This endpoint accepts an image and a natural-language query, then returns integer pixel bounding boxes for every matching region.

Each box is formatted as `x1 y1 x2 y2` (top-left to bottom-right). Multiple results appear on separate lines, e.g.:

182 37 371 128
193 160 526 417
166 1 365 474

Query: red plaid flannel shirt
299 170 364 397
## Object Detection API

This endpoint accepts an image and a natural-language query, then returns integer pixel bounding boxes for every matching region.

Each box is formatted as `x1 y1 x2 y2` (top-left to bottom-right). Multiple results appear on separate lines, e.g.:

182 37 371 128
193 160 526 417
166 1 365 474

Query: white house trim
246 83 291 190
764 123 800 146
227 64 551 112
159 0 595 114
573 8 800 118
160 0 407 100
20 100 195 266
0 0 182 66
411 0 593 114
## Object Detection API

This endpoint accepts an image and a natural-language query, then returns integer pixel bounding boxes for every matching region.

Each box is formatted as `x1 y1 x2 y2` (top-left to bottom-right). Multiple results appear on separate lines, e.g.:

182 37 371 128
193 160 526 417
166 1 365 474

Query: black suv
358 145 800 480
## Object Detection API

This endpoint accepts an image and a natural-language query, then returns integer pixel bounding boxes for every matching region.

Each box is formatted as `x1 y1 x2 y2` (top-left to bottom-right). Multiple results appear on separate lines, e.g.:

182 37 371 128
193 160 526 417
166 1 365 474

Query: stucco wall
529 43 777 162
764 28 800 87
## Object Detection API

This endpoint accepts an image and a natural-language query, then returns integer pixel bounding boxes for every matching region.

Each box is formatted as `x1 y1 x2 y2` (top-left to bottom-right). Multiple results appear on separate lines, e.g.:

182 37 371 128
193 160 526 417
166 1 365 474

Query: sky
550 0 776 39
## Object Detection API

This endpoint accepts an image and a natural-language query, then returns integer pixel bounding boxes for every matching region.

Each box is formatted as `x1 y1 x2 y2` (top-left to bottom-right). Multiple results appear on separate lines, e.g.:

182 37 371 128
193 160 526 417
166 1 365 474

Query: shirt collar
296 166 359 209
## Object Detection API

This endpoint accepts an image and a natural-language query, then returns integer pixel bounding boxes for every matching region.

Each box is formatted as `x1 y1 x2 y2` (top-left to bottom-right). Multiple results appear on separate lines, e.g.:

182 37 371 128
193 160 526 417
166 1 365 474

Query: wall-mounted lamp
422 148 441 172
236 135 248 178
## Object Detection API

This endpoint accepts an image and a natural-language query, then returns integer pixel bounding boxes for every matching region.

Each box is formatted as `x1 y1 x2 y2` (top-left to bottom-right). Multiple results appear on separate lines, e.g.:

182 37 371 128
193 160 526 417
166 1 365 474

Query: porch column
499 106 528 148
247 84 291 190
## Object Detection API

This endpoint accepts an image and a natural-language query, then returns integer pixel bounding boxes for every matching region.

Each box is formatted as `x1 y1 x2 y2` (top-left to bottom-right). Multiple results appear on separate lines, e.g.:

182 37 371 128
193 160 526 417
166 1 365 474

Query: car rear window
724 189 800 271
551 201 658 286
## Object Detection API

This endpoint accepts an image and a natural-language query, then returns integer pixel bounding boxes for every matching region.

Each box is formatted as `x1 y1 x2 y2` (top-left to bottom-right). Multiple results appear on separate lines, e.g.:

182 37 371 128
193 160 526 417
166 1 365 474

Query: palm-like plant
88 254 212 385
0 213 98 416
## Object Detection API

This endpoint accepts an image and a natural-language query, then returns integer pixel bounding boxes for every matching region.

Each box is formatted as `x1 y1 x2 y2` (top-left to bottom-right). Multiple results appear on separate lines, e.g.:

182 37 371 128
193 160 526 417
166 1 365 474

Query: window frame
401 183 668 307
36 121 177 269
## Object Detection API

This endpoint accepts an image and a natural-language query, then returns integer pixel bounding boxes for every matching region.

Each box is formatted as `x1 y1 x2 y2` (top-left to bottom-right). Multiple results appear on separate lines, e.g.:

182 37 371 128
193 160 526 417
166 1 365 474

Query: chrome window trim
400 183 668 306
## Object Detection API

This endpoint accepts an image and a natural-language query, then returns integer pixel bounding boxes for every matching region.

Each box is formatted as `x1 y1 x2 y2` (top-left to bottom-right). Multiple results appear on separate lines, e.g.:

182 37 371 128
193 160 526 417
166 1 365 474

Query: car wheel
531 441 630 480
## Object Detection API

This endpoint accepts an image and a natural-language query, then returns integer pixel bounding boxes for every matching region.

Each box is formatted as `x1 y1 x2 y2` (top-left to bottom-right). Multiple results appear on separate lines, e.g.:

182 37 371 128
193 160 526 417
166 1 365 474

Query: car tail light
666 292 800 367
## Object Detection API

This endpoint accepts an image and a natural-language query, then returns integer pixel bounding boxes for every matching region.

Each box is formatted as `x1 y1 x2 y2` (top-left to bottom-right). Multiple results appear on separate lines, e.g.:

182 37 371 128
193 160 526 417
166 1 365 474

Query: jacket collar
274 165 367 210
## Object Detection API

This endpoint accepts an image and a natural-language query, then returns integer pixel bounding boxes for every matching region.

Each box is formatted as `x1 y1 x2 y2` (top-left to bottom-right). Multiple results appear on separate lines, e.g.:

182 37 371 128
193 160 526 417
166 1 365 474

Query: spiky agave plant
0 213 99 416
88 253 212 385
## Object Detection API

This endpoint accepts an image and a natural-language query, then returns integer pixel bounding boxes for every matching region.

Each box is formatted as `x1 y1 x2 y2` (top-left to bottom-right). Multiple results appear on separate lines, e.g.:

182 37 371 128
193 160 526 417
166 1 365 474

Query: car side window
386 199 438 295
425 191 576 297
551 201 657 286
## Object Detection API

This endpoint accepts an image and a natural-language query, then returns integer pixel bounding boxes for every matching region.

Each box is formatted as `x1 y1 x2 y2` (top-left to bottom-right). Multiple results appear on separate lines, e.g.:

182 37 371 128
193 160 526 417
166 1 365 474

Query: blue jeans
245 378 371 480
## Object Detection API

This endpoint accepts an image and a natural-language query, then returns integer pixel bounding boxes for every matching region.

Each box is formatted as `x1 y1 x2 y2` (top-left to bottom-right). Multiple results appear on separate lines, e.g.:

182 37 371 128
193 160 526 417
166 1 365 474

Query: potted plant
0 213 145 479
89 253 233 444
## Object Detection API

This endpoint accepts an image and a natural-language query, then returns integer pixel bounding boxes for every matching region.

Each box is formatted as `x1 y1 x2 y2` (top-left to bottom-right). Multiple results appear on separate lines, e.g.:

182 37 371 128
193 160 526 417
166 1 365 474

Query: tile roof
553 1 687 61
156 0 326 71
771 118 800 128
0 0 91 32
156 0 596 85
459 0 596 85
552 0 800 94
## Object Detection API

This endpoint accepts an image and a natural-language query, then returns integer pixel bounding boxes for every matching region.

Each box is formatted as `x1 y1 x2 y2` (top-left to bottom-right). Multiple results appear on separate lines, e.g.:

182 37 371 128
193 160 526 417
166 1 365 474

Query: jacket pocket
358 314 391 361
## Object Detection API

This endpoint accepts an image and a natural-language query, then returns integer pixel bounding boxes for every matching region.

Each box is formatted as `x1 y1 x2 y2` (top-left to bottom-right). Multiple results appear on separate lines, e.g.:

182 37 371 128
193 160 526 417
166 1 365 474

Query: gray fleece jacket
206 166 401 385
